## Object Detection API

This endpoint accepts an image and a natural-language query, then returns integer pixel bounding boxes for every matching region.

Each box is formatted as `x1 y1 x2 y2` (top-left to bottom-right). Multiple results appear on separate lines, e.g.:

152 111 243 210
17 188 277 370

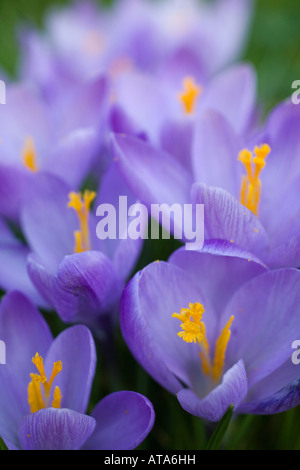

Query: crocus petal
44 325 96 414
177 359 248 422
262 101 300 190
112 133 192 206
192 110 243 198
42 127 98 189
52 251 122 324
94 161 146 280
239 376 300 416
120 260 216 395
113 71 173 144
112 134 192 237
242 354 300 408
26 253 56 308
160 118 194 172
0 163 31 221
0 245 49 309
53 75 109 139
169 242 267 318
224 268 300 389
83 391 155 450
265 233 300 269
197 64 256 136
0 368 27 448
20 172 76 274
191 183 270 261
0 83 52 164
0 291 52 383
19 408 96 450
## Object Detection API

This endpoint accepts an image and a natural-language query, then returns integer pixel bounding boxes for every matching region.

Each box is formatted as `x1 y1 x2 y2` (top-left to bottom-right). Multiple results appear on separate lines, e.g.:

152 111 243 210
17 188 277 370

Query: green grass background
0 0 300 450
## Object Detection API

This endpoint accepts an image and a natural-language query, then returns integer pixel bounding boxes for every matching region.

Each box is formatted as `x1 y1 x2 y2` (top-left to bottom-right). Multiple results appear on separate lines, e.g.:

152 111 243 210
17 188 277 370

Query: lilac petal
192 110 243 198
43 127 98 189
201 0 254 74
242 354 300 409
265 233 300 269
0 217 22 245
113 71 173 144
191 183 270 261
160 45 206 88
262 101 300 190
259 175 300 251
44 325 96 413
0 291 52 383
169 242 267 319
224 268 300 389
0 368 27 448
54 75 109 138
160 118 194 172
20 172 76 273
112 134 192 236
84 391 155 450
108 103 144 137
120 260 216 395
19 408 96 450
0 245 49 309
177 360 248 422
239 376 300 416
198 64 257 136
0 83 52 164
52 251 122 324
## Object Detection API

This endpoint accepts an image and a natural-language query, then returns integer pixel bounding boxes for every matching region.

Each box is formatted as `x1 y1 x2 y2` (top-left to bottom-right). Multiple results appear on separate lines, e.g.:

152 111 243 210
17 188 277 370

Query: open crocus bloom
0 291 155 450
112 99 300 269
0 78 109 221
120 242 300 421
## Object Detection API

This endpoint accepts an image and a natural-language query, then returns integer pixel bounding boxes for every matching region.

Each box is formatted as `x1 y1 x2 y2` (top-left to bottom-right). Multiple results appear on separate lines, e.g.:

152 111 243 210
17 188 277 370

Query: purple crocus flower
10 168 146 333
112 98 300 269
0 77 109 221
0 290 155 450
120 242 300 421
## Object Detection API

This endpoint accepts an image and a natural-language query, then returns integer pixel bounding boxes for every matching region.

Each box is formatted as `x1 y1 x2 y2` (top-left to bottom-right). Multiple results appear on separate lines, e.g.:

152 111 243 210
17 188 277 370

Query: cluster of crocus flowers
0 0 299 452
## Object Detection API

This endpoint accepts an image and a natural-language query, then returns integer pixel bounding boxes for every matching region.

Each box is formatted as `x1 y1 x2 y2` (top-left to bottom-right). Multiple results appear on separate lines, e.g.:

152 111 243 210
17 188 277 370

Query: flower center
238 144 271 216
27 353 62 414
178 76 202 114
22 136 39 172
172 302 234 383
68 190 96 253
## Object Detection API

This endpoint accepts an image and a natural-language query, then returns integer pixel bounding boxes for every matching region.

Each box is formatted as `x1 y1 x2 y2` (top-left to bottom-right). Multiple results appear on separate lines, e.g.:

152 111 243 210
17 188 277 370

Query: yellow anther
173 303 234 384
28 353 63 414
22 137 39 172
238 144 271 216
178 77 202 114
68 190 96 253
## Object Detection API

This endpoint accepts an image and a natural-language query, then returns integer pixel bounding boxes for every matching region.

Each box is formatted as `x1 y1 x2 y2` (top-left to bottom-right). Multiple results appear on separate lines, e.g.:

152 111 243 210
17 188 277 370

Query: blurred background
1 0 300 112
0 0 300 450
